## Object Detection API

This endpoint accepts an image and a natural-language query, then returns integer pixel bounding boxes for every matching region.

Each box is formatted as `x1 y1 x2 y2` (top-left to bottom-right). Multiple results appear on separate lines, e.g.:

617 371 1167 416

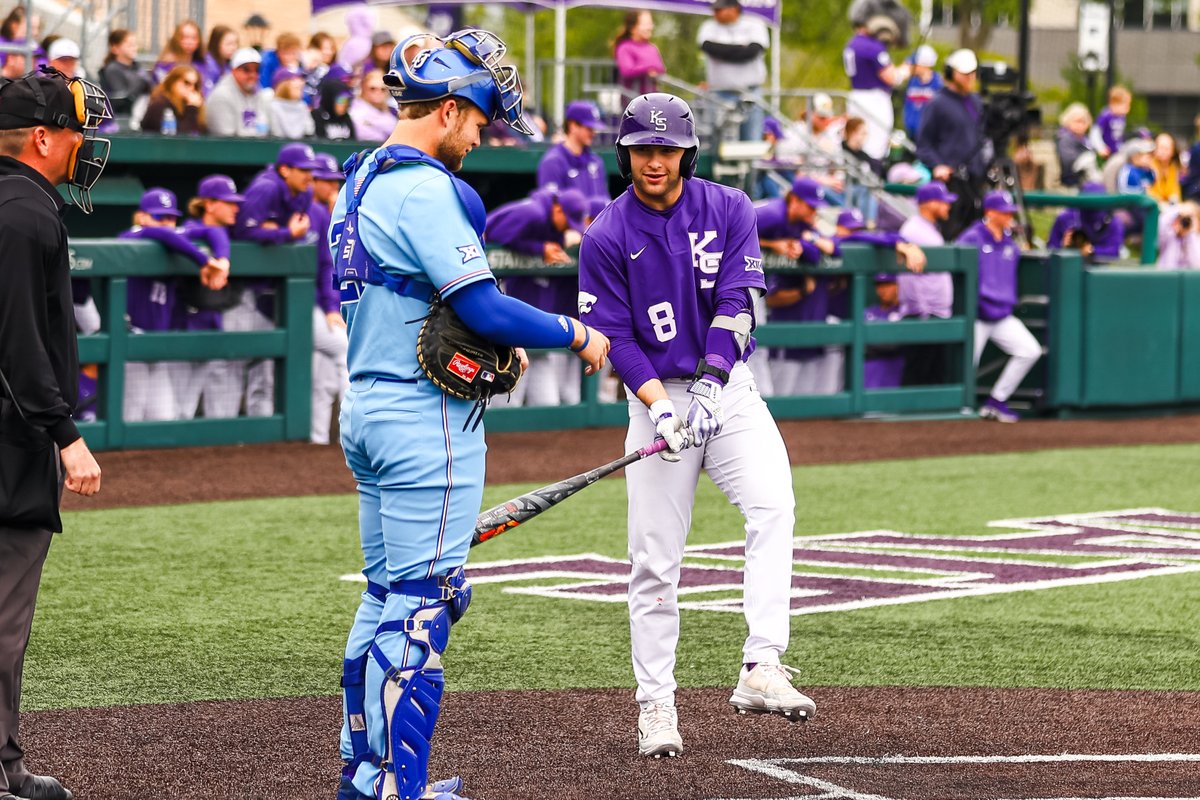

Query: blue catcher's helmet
615 93 700 180
384 28 532 135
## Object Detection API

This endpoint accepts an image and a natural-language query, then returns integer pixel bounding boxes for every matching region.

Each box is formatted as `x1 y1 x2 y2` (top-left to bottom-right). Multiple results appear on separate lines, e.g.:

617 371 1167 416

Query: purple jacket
1047 208 1124 259
614 39 664 97
485 189 562 256
957 221 1019 321
754 198 825 263
233 168 314 245
536 143 609 200
308 200 339 315
119 226 209 332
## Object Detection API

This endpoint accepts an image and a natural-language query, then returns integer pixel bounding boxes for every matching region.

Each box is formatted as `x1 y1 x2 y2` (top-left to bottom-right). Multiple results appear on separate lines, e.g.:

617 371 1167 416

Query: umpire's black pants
0 526 53 794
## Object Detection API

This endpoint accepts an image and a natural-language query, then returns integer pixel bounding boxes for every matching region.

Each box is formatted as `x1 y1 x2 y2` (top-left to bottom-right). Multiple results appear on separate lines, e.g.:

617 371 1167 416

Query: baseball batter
330 29 608 800
578 93 814 760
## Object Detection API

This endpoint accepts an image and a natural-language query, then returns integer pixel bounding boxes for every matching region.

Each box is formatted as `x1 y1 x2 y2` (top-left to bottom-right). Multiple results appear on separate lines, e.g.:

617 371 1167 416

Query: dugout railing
71 239 315 451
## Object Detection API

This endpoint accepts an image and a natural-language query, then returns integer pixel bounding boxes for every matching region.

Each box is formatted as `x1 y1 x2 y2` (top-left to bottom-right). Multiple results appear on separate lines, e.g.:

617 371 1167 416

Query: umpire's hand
61 437 101 496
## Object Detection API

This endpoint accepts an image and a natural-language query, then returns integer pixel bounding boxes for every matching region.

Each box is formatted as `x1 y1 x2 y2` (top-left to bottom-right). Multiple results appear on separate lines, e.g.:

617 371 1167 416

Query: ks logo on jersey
689 230 723 289
578 291 599 315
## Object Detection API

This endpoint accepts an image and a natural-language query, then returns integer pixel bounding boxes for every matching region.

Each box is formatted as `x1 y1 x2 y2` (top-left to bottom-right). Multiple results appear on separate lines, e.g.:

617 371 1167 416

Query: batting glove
686 377 724 445
648 399 690 462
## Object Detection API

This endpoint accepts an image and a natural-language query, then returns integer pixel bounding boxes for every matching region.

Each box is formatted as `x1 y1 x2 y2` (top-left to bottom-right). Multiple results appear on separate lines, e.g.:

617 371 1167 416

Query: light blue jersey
330 158 495 382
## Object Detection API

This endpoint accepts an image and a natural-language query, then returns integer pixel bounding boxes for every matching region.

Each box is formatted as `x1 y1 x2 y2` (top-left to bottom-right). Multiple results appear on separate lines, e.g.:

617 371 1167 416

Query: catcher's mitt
416 297 522 428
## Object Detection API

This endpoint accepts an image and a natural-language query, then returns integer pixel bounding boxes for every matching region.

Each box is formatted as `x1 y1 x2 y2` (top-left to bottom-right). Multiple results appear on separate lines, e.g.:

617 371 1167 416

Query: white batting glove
648 399 690 462
686 377 724 445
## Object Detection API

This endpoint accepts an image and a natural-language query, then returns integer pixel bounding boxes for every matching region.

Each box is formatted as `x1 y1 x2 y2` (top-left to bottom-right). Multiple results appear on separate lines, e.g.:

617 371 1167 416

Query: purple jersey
864 303 905 388
233 168 314 245
307 200 339 314
1094 107 1125 154
579 179 765 383
754 199 824 263
957 221 1019 321
843 33 892 92
485 189 562 256
119 226 209 332
536 142 609 200
1047 208 1124 259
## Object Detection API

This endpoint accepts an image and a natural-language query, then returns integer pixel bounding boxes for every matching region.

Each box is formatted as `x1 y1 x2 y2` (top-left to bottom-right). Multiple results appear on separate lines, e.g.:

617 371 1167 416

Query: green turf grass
24 443 1200 711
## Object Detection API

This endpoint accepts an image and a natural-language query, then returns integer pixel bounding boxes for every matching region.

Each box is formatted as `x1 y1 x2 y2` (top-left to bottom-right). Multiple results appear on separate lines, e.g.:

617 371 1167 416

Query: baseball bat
471 438 669 548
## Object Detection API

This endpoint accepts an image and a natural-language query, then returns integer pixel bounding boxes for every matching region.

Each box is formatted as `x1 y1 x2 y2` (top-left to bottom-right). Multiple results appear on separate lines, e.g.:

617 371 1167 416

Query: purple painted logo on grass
339 509 1200 614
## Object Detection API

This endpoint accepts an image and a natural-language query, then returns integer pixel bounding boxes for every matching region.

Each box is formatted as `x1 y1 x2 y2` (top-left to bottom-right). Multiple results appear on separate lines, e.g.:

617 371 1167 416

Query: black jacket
99 59 153 117
916 87 988 179
0 156 80 449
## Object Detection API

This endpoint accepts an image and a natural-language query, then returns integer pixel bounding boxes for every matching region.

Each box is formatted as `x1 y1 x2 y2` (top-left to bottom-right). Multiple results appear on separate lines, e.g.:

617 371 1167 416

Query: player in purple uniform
174 175 243 419
309 152 348 444
229 142 320 416
1047 183 1124 262
536 100 609 199
843 18 910 160
579 93 814 759
863 273 904 388
487 187 589 406
898 181 957 385
957 191 1041 422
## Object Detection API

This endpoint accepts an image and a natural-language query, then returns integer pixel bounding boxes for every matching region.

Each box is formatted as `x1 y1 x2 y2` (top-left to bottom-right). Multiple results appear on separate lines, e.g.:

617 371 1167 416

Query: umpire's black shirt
0 155 80 448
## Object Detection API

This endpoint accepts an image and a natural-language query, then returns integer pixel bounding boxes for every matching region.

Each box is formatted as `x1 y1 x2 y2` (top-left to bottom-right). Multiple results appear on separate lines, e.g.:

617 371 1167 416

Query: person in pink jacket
613 10 665 102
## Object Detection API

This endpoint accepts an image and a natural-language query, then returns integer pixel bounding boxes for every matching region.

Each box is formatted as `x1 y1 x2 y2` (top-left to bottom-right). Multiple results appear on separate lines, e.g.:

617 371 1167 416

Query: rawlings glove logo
448 353 481 383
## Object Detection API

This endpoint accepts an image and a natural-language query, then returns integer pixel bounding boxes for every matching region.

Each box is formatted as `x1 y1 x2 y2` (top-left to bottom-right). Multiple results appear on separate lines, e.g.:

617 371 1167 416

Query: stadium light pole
1017 0 1030 94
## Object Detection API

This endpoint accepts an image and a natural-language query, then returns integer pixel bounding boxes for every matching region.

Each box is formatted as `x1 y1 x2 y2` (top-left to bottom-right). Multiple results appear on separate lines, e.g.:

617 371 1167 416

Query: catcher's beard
435 114 475 172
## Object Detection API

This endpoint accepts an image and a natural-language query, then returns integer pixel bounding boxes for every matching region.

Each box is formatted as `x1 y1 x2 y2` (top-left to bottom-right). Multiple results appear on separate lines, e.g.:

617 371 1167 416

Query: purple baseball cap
586 196 608 220
555 188 589 231
916 181 958 205
983 190 1020 214
276 142 323 171
564 100 602 130
139 187 182 218
790 176 828 208
196 174 244 203
874 272 898 282
312 153 343 181
763 117 784 140
272 67 305 89
836 209 867 230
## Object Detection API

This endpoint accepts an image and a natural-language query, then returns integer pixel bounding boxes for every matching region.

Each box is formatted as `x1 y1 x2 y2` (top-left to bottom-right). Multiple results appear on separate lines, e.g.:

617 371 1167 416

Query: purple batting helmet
615 92 699 181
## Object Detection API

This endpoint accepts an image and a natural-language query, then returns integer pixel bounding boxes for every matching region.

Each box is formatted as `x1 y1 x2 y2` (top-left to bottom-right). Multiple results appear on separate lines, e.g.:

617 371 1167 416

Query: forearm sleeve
446 279 574 348
134 226 211 266
607 336 656 395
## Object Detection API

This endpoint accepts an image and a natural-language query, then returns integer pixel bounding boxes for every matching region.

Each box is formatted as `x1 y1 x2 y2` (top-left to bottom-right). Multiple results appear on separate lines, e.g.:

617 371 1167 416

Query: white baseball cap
812 92 834 118
945 48 978 75
230 47 262 70
913 44 938 68
47 38 80 62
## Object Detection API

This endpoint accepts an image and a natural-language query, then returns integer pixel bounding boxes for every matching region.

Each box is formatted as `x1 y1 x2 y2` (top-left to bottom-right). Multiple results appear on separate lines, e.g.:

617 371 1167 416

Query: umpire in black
0 67 109 800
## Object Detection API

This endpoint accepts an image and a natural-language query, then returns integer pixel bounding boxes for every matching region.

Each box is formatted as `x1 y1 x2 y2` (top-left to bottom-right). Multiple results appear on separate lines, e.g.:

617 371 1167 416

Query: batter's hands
685 377 724 444
60 437 101 496
648 399 690 462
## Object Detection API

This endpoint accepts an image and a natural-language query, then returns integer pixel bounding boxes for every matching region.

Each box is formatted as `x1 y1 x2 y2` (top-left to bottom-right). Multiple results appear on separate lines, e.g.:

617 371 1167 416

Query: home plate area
714 754 1200 800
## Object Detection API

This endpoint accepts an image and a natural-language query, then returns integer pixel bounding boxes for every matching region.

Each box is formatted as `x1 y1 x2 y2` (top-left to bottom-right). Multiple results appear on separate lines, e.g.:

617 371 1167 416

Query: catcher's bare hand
570 321 609 375
515 347 530 373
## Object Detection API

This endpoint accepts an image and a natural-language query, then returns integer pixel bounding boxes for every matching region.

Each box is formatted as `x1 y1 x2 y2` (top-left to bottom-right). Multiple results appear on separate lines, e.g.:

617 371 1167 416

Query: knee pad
391 566 472 624
374 602 453 800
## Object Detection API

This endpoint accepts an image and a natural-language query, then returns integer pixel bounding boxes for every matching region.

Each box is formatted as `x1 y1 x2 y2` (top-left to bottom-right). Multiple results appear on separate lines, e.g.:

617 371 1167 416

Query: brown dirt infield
36 416 1200 799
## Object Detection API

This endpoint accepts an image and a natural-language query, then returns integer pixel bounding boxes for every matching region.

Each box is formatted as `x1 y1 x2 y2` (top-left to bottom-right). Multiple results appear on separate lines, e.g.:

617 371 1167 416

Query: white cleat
637 701 684 758
729 663 817 723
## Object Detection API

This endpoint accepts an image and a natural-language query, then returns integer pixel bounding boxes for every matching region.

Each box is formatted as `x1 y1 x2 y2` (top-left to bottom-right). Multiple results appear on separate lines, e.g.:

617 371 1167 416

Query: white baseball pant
123 360 175 422
624 362 796 707
311 305 349 444
847 89 894 161
218 289 276 417
502 352 581 407
973 316 1041 403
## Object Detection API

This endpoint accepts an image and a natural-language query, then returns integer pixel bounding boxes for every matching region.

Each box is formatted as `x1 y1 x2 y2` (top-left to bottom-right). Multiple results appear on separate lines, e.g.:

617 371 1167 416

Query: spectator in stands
1089 85 1130 160
46 38 79 78
698 0 769 141
0 48 23 79
154 19 204 85
864 274 905 388
367 31 395 73
841 116 884 217
1149 133 1182 205
758 177 840 395
902 45 940 141
140 65 206 135
202 25 239 94
1056 103 1100 189
958 190 1041 423
312 71 356 140
229 142 318 416
917 48 986 238
1047 182 1124 262
898 181 957 385
1182 114 1200 201
307 153 348 444
100 29 152 125
349 69 397 142
119 188 227 422
537 100 609 199
243 14 270 51
206 47 271 137
0 6 40 67
613 10 664 103
336 5 375 71
269 67 315 138
175 175 243 419
843 15 910 161
259 32 303 89
303 32 337 104
487 187 589 406
1156 201 1200 270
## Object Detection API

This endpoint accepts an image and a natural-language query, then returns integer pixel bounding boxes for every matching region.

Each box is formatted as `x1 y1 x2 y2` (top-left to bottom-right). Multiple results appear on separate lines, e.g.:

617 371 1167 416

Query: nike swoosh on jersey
630 246 648 260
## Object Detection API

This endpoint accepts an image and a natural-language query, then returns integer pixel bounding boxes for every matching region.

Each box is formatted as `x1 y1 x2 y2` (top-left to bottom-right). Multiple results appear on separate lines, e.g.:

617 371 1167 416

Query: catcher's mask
0 66 111 213
384 28 532 135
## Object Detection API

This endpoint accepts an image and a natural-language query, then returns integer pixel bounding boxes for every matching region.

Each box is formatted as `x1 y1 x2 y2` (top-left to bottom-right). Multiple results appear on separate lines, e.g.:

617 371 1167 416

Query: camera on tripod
978 62 1041 147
